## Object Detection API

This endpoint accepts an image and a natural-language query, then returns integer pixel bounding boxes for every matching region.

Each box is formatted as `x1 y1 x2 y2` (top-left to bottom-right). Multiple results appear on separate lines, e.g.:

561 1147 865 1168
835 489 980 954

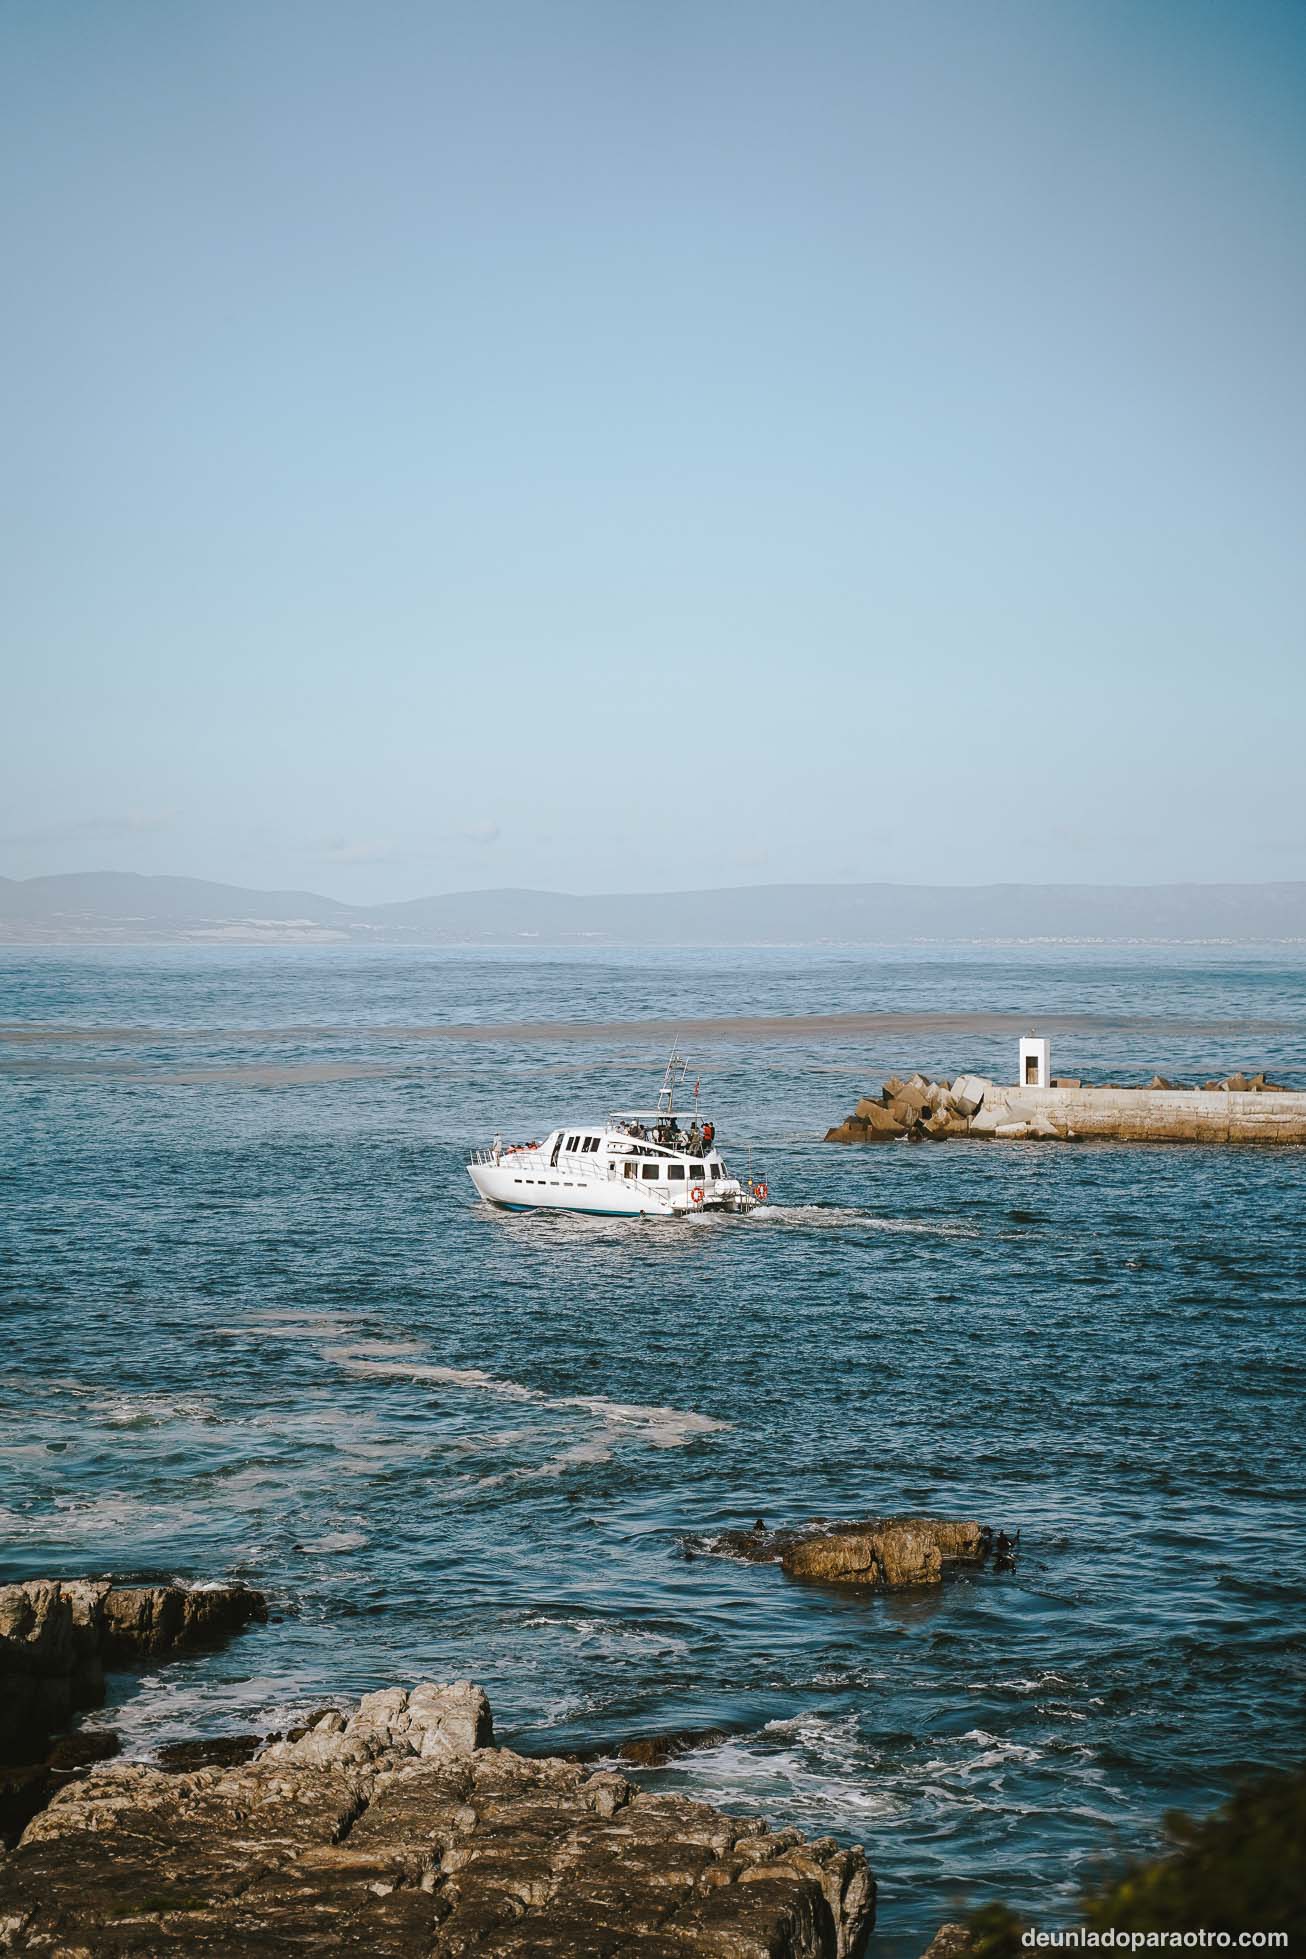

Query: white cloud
318 835 395 865
0 808 174 846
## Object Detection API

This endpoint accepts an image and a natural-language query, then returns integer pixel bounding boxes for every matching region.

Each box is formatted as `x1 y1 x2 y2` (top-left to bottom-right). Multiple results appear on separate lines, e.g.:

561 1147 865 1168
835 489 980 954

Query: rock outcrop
825 1074 988 1145
918 1927 974 1957
695 1517 989 1589
98 1582 267 1660
0 1580 266 1768
0 1681 875 1957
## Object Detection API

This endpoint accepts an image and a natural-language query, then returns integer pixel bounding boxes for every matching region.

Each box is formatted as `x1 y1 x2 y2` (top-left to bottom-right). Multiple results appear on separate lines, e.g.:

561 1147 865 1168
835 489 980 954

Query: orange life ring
756 1182 768 1202
689 1185 704 1207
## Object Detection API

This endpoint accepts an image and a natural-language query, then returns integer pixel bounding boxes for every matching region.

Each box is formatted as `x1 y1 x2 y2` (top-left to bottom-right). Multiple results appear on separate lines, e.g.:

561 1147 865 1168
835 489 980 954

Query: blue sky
2 0 1303 899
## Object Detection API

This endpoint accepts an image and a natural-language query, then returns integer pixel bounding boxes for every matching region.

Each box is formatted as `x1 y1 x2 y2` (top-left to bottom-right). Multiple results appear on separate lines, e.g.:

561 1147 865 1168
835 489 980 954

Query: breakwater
825 1070 1306 1144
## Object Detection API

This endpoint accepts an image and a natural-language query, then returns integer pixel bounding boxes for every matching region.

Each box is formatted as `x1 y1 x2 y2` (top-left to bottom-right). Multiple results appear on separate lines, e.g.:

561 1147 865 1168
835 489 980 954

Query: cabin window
584 1136 600 1152
566 1135 580 1152
624 1163 636 1178
689 1163 704 1176
666 1163 685 1180
710 1163 721 1179
641 1163 660 1180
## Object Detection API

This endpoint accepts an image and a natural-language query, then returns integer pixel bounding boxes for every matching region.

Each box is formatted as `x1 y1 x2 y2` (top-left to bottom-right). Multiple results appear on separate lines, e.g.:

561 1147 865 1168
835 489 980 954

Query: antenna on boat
657 1043 691 1119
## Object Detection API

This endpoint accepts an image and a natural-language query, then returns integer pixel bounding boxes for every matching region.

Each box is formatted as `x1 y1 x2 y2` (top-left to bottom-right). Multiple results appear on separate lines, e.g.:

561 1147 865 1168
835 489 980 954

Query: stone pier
825 1070 1306 1146
972 1080 1306 1143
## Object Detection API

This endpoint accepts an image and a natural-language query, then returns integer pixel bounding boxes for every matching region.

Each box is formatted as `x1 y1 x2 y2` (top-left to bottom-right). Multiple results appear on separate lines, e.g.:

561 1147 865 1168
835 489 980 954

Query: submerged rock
697 1517 988 1589
562 1724 735 1768
0 1681 875 1956
612 1726 732 1768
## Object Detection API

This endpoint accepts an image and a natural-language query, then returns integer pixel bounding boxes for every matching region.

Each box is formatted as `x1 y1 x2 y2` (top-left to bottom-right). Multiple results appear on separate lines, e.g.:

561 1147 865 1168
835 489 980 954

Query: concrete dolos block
950 1075 991 1118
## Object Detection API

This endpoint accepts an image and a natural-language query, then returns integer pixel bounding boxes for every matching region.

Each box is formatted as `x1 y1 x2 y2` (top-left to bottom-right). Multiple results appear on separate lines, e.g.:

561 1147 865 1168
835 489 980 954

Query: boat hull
467 1160 745 1217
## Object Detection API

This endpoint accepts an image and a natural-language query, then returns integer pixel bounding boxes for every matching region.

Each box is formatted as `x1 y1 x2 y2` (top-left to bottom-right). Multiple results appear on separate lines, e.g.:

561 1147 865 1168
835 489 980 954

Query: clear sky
2 0 1303 900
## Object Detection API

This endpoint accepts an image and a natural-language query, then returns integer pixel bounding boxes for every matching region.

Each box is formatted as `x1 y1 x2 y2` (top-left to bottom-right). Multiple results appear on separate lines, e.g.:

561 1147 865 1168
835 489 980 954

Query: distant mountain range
1 871 1304 944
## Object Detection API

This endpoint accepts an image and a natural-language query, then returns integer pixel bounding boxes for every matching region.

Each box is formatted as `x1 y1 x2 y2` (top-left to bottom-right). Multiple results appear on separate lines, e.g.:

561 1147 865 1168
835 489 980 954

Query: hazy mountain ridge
2 872 1304 945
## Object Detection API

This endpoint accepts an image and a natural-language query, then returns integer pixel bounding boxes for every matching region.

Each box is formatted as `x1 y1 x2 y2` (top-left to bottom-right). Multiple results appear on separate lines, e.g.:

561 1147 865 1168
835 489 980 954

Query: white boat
466 1053 767 1218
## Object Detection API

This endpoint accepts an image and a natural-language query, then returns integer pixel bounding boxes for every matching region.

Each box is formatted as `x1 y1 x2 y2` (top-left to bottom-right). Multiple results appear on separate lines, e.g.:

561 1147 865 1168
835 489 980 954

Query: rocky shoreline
0 1528 1023 1954
4 1541 1287 1956
0 1678 874 1956
0 1578 267 1757
0 1529 1019 1955
0 1580 268 1848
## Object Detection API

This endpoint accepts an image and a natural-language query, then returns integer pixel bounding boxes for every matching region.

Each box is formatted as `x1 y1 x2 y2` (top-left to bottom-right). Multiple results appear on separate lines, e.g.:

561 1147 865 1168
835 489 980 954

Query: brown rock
920 1925 975 1957
825 1107 905 1144
890 1085 931 1124
612 1727 732 1768
45 1731 120 1774
100 1582 267 1659
1 1580 266 1766
0 1733 120 1848
922 1109 967 1140
783 1519 983 1588
0 1582 110 1760
864 1104 907 1138
154 1734 264 1773
698 1517 987 1591
0 1682 875 1957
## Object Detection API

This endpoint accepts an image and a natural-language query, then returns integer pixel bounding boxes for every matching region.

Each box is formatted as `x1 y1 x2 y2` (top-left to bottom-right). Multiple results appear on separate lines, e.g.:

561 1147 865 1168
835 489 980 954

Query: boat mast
657 1044 690 1120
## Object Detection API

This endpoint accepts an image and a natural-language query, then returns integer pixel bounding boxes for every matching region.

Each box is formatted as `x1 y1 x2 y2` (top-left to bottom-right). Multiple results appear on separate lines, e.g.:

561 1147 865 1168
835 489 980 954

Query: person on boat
492 1133 502 1164
702 1121 715 1148
550 1133 562 1167
686 1122 703 1154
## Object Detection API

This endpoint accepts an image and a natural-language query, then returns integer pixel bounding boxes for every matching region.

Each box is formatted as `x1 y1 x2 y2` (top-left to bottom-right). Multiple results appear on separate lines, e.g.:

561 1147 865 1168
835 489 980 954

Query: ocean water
3 943 1305 1955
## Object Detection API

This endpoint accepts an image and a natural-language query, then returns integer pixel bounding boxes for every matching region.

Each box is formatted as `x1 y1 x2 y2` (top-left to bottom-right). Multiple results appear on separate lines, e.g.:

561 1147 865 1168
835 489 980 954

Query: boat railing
467 1145 550 1168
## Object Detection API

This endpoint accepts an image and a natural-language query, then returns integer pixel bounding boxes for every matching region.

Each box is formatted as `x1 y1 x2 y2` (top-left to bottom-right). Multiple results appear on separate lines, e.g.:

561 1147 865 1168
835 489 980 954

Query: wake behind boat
467 1052 767 1218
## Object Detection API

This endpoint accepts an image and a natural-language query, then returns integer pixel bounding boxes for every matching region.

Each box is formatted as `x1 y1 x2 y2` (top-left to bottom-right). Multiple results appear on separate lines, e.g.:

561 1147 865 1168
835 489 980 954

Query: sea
2 943 1304 1955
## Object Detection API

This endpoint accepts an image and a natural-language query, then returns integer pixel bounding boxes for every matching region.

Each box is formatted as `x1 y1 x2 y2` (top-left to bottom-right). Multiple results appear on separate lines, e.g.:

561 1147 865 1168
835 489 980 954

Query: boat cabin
532 1112 727 1187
